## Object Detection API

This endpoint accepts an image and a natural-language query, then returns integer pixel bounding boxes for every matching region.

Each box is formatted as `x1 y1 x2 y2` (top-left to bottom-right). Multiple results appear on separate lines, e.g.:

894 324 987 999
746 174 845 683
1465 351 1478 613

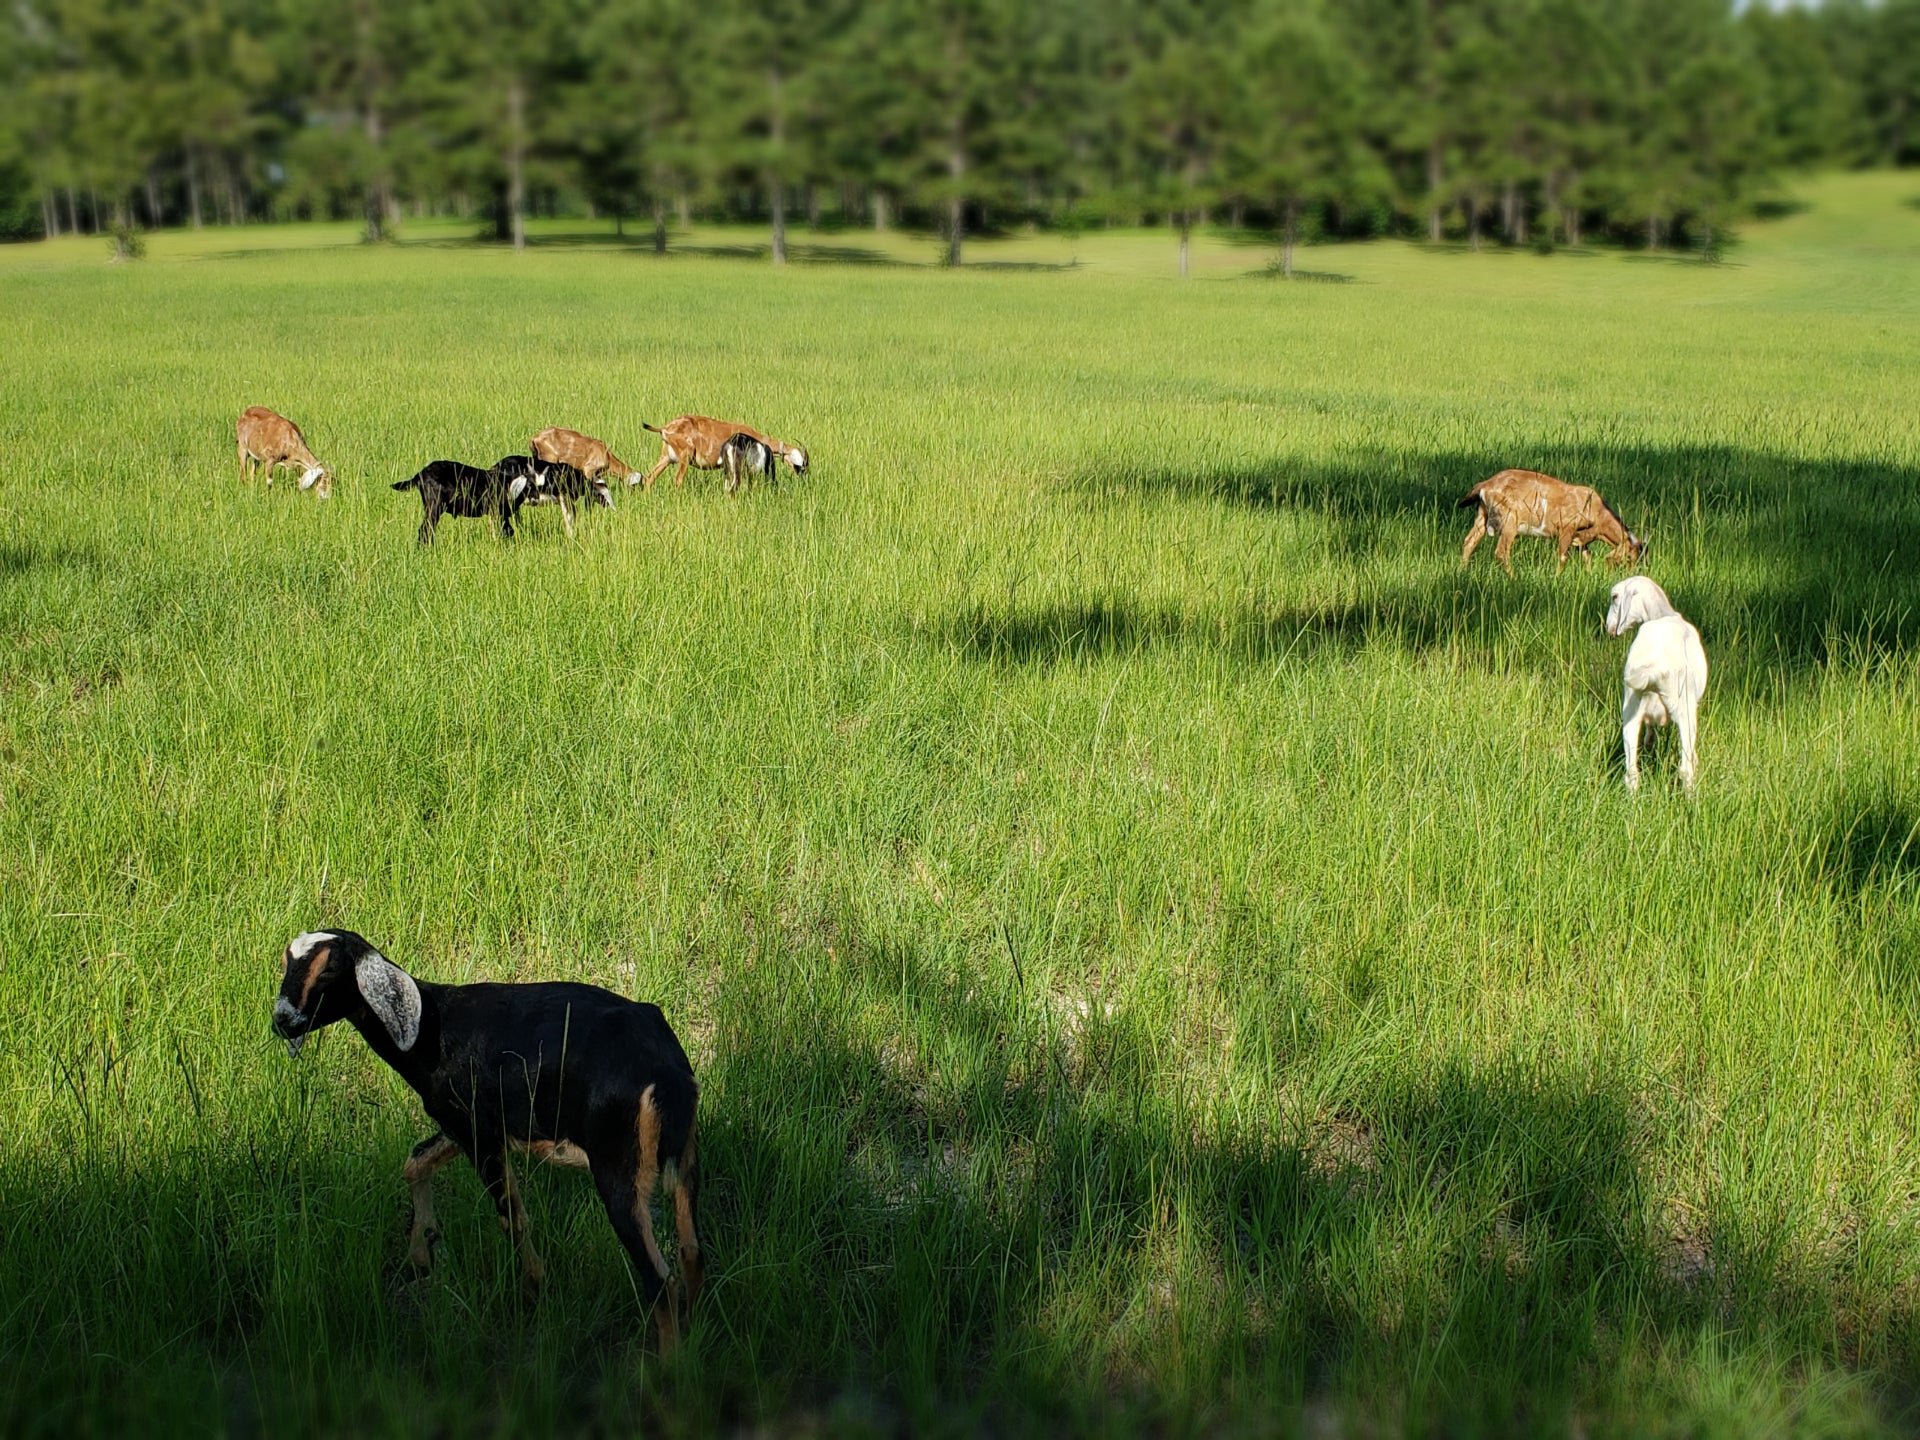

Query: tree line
3 0 1915 264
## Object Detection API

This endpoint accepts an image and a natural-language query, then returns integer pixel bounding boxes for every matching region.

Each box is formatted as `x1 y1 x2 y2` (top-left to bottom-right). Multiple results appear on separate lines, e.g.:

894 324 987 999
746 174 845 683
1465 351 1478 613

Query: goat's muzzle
272 997 311 1058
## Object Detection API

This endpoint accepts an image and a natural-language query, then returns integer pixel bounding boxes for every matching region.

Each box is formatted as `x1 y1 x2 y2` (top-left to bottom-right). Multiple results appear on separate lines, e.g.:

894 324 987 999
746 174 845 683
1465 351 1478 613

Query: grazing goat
271 929 704 1346
1458 468 1643 575
483 456 602 541
1606 576 1708 793
637 415 808 490
718 433 777 496
392 459 534 545
529 426 635 495
237 406 333 499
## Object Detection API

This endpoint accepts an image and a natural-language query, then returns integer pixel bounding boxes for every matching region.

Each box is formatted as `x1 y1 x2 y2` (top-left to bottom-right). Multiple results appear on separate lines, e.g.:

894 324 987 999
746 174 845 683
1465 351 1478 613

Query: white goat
1605 576 1708 793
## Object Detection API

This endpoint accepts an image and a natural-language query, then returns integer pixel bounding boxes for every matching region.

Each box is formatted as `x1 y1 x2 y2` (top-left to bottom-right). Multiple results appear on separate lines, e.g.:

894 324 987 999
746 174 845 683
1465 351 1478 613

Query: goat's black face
273 929 369 1056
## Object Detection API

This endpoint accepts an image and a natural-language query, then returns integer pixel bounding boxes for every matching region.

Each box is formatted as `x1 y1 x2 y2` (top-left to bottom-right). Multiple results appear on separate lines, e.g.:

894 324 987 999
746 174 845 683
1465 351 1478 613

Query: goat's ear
509 475 529 501
356 951 422 1051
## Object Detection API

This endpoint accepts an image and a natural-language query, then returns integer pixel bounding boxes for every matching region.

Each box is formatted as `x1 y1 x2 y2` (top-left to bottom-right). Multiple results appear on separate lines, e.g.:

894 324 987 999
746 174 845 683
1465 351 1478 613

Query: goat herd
246 409 1705 1351
236 404 810 544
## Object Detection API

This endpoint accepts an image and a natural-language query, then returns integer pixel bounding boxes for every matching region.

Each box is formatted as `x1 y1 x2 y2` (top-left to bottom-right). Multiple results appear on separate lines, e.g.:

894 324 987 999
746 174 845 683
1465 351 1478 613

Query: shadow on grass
5 915 1916 1435
935 442 1920 693
0 540 99 578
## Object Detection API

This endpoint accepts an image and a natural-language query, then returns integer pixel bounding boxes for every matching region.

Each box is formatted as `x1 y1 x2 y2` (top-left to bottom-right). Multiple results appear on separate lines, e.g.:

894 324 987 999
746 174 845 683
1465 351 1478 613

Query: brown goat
529 426 633 499
637 415 809 490
1457 468 1642 575
237 406 332 499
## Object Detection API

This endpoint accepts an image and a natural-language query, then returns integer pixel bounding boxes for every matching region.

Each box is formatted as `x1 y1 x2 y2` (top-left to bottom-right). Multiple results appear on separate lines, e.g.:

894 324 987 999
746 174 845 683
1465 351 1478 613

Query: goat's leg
559 492 575 540
1555 532 1575 573
1621 689 1648 792
1493 525 1517 576
589 1089 678 1348
475 1148 545 1300
1673 689 1700 792
403 1132 462 1271
672 456 692 488
671 1122 705 1315
417 498 441 546
638 454 672 490
1459 509 1488 569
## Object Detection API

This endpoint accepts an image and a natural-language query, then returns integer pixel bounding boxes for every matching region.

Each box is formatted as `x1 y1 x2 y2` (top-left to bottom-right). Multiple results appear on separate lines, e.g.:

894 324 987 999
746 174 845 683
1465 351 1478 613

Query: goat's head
1606 575 1676 637
1607 529 1644 569
298 465 334 500
273 929 421 1058
782 444 809 475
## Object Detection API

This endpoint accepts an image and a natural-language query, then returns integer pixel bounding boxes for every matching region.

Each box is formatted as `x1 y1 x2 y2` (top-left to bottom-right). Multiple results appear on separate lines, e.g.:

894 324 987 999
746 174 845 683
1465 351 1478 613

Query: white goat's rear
1606 576 1708 793
238 406 332 499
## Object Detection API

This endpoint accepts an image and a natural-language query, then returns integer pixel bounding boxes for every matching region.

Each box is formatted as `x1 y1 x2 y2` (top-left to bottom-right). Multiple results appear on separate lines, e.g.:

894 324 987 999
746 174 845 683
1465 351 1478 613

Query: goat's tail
1456 483 1486 509
391 477 417 491
641 422 663 435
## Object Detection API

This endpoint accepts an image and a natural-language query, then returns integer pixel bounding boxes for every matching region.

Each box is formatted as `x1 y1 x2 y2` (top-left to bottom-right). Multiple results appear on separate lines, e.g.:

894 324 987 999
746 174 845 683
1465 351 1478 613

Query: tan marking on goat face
295 944 333 1008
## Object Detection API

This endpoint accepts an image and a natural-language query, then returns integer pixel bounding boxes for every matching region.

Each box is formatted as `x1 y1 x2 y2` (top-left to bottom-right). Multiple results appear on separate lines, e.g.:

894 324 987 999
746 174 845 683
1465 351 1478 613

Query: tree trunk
946 135 965 267
1427 141 1443 242
143 171 162 228
1282 196 1298 278
66 187 79 234
653 199 667 254
1468 196 1480 251
506 75 527 252
186 148 203 229
1647 213 1658 250
42 190 58 238
768 63 787 265
873 189 889 231
364 100 388 242
1178 214 1190 279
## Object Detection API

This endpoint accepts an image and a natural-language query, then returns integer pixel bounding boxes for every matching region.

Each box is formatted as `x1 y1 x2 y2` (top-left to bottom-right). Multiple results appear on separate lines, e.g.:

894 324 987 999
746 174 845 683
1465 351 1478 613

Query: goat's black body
393 460 531 544
371 980 696 1170
719 432 776 496
521 459 614 511
272 930 703 1340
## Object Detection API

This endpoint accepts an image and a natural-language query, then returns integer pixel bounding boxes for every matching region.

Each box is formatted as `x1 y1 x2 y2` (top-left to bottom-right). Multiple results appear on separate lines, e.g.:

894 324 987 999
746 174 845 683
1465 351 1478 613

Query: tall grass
2 172 1918 1435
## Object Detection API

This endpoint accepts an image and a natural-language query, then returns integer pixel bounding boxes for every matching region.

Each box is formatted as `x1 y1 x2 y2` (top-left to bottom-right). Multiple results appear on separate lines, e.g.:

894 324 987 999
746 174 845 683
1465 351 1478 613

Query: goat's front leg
559 492 575 540
475 1148 545 1300
1555 533 1575 573
403 1132 462 1270
1621 688 1649 792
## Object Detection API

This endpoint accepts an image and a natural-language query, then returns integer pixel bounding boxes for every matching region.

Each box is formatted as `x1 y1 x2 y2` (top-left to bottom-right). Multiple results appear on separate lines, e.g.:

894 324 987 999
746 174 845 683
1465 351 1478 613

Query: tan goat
636 415 809 490
529 426 636 497
1457 468 1642 575
237 406 333 499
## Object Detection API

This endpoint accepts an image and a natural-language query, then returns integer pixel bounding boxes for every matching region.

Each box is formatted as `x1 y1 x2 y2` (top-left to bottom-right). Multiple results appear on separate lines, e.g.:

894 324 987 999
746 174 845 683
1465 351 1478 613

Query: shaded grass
1 173 1918 1435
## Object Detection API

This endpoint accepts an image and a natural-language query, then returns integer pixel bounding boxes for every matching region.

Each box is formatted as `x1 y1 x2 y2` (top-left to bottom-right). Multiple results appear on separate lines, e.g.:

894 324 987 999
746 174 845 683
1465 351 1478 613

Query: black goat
271 929 704 1345
392 459 535 545
719 432 777 496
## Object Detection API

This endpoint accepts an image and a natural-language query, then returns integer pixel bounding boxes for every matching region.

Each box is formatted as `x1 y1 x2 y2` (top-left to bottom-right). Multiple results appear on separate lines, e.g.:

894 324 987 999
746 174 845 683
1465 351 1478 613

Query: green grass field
3 171 1919 1437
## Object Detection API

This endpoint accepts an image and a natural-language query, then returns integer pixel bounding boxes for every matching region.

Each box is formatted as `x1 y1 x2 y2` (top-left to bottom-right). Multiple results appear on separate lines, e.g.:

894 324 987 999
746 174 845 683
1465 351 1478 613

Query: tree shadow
0 540 98 578
1246 266 1357 284
1044 442 1920 694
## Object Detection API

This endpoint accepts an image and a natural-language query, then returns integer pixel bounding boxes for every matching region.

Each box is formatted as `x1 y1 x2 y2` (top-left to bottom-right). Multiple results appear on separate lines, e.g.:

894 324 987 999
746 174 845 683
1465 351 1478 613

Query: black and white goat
719 432 777 497
392 459 535 544
512 457 614 539
271 929 704 1345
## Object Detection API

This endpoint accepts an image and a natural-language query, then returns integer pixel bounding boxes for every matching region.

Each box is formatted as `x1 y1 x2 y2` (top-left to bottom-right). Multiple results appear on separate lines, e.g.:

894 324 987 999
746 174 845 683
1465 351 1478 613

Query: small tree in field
1241 0 1362 278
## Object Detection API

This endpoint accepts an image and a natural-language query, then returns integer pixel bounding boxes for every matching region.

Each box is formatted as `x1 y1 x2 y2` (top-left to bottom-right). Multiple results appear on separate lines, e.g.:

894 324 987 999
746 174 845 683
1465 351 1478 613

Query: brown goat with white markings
1457 468 1642 575
237 406 332 499
637 415 809 490
529 426 633 498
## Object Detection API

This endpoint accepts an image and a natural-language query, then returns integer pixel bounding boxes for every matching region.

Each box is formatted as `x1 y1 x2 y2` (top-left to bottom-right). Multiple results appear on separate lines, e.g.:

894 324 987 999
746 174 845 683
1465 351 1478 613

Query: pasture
2 172 1919 1436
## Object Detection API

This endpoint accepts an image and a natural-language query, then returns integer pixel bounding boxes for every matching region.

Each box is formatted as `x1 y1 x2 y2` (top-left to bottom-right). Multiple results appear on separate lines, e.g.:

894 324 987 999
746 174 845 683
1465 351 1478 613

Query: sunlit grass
1 173 1918 1436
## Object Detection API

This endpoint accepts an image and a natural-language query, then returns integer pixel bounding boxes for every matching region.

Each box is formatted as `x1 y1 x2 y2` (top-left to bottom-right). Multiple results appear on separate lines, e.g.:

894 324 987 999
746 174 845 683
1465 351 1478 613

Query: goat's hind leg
589 1089 679 1349
403 1132 462 1271
1459 509 1488 570
474 1146 545 1300
1672 689 1701 793
1621 688 1649 792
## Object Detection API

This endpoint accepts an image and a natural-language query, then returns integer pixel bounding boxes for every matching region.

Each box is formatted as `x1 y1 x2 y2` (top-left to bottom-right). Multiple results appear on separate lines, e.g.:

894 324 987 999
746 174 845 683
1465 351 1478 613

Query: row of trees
4 0 1917 264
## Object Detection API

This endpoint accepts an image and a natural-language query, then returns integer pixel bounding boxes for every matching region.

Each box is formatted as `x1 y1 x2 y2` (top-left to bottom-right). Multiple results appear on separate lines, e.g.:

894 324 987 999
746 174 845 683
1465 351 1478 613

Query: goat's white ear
509 475 529 501
356 952 422 1051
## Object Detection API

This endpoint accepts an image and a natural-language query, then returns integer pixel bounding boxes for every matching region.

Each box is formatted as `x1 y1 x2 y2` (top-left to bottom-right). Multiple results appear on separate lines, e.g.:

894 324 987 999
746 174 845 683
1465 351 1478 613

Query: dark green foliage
3 0 1913 255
